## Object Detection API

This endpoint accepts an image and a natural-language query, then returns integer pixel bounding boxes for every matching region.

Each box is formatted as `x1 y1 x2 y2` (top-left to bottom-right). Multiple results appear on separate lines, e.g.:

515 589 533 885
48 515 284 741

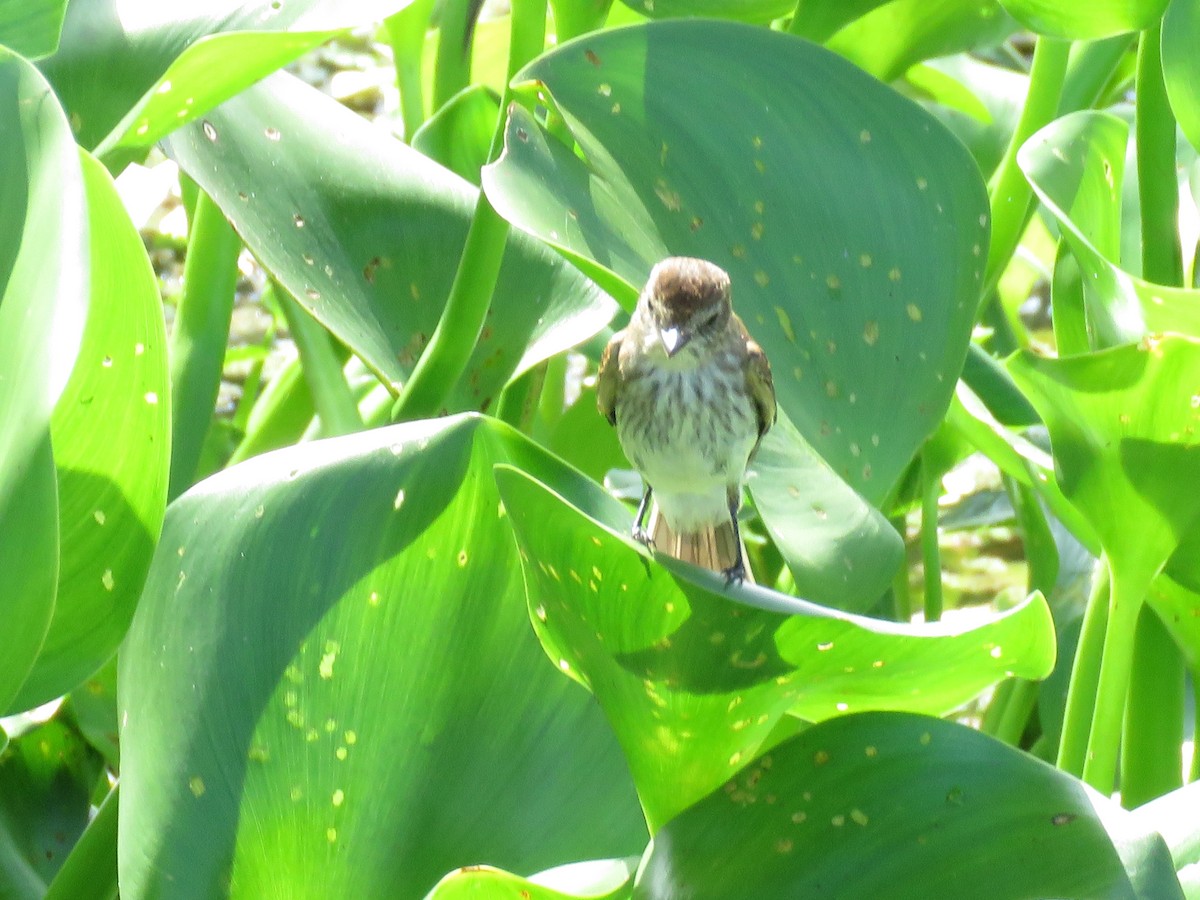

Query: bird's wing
596 331 624 426
745 337 776 439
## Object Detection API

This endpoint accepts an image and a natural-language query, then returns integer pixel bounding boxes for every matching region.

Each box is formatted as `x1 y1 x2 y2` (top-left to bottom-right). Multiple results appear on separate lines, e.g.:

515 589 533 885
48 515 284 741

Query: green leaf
0 49 88 712
428 858 636 899
164 73 615 412
118 415 645 898
12 150 170 710
413 85 502 186
614 0 793 23
1163 0 1200 155
0 0 67 59
37 0 416 157
494 466 1055 830
1009 336 1200 603
483 21 990 504
749 414 904 612
639 712 1183 899
826 0 1018 84
997 0 1170 39
1018 110 1200 342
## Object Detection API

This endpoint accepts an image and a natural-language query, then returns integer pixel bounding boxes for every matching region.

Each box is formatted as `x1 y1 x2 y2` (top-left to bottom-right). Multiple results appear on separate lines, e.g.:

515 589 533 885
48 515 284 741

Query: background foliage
2 0 1199 896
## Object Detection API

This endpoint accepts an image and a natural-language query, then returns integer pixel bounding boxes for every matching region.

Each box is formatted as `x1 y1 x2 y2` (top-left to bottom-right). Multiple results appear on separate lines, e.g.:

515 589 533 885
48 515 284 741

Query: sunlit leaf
0 0 67 58
0 49 88 712
38 0 416 157
495 466 1055 829
1163 0 1200 155
639 712 1183 899
12 150 169 710
118 416 645 898
998 0 1170 39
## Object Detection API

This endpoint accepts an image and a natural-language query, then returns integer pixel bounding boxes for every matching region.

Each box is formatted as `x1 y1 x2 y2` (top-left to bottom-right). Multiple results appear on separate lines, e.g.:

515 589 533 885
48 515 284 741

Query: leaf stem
1057 559 1109 777
984 37 1071 296
919 455 943 623
1136 26 1184 288
393 0 547 421
275 286 363 438
384 0 436 140
168 188 240 500
433 0 479 112
1121 604 1185 806
1082 569 1144 795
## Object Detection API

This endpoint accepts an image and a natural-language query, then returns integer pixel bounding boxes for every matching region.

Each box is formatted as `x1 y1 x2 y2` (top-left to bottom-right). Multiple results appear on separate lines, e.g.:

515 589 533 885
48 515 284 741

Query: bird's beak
659 326 691 358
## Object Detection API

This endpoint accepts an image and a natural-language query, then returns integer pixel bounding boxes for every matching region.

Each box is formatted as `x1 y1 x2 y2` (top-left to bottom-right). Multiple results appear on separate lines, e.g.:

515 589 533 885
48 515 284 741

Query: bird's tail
649 506 754 584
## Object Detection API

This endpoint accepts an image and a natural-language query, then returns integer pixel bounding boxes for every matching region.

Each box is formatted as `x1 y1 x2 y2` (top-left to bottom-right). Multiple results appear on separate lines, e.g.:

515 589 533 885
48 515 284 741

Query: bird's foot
721 561 746 586
631 524 655 548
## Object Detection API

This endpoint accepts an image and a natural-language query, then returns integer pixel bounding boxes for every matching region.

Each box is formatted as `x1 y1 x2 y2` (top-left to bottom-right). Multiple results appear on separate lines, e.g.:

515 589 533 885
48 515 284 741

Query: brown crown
649 257 731 316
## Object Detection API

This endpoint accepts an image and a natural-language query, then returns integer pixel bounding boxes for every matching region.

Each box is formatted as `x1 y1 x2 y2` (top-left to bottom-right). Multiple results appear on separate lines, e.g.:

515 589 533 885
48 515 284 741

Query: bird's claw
631 525 655 548
721 562 746 586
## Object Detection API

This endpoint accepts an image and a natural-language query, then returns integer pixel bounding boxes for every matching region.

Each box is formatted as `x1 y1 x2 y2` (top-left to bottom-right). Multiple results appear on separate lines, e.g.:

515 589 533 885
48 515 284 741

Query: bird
597 257 776 584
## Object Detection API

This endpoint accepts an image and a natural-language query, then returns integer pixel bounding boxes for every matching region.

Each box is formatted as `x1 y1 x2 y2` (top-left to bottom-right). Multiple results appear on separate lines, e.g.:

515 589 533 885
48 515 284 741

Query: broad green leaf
118 415 645 898
0 0 67 58
165 73 615 412
912 55 1029 179
1009 336 1200 604
998 0 1171 39
12 150 169 710
37 0 415 158
1163 0 1200 155
428 858 637 899
749 414 904 612
639 712 1183 899
483 21 990 505
494 466 1055 829
412 84 501 186
1018 110 1200 343
0 50 88 712
787 0 892 43
615 0 793 23
826 0 1018 84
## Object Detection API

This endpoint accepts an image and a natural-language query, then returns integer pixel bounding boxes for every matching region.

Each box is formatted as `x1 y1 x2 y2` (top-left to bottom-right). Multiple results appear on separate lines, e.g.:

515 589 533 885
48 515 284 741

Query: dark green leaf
484 21 990 504
164 73 615 413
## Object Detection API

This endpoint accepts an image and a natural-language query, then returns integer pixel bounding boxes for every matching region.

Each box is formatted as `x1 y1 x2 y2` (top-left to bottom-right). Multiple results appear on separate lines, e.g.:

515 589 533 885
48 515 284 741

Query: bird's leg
632 484 654 546
722 490 747 586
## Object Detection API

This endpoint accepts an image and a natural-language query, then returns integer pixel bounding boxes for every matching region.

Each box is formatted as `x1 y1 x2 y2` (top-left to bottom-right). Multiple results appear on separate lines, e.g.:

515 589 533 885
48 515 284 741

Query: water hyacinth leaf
1018 110 1200 341
37 0 416 156
997 0 1170 39
0 0 68 59
428 858 637 899
749 413 904 612
412 84 501 186
118 415 645 898
787 0 892 43
615 0 794 23
825 0 1018 84
0 51 88 712
638 712 1183 899
1163 0 1200 155
11 150 170 710
483 21 990 505
1009 336 1200 601
164 73 615 413
494 466 1055 830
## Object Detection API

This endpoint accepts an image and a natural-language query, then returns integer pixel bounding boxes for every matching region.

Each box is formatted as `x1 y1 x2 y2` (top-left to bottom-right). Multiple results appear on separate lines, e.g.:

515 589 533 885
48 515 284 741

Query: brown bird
597 257 776 583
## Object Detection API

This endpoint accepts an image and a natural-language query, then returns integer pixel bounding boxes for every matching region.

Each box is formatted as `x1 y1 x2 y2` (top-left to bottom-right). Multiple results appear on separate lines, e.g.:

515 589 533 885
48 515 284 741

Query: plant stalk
168 189 241 500
1057 560 1109 777
393 0 547 421
919 455 943 623
1121 604 1185 806
384 0 437 140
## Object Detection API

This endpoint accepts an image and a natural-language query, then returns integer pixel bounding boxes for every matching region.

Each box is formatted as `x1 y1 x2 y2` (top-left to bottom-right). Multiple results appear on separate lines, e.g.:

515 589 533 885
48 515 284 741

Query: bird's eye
703 309 720 326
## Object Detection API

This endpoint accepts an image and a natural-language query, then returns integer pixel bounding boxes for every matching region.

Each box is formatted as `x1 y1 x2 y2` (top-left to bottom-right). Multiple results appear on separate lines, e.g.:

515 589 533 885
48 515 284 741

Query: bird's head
638 257 733 359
